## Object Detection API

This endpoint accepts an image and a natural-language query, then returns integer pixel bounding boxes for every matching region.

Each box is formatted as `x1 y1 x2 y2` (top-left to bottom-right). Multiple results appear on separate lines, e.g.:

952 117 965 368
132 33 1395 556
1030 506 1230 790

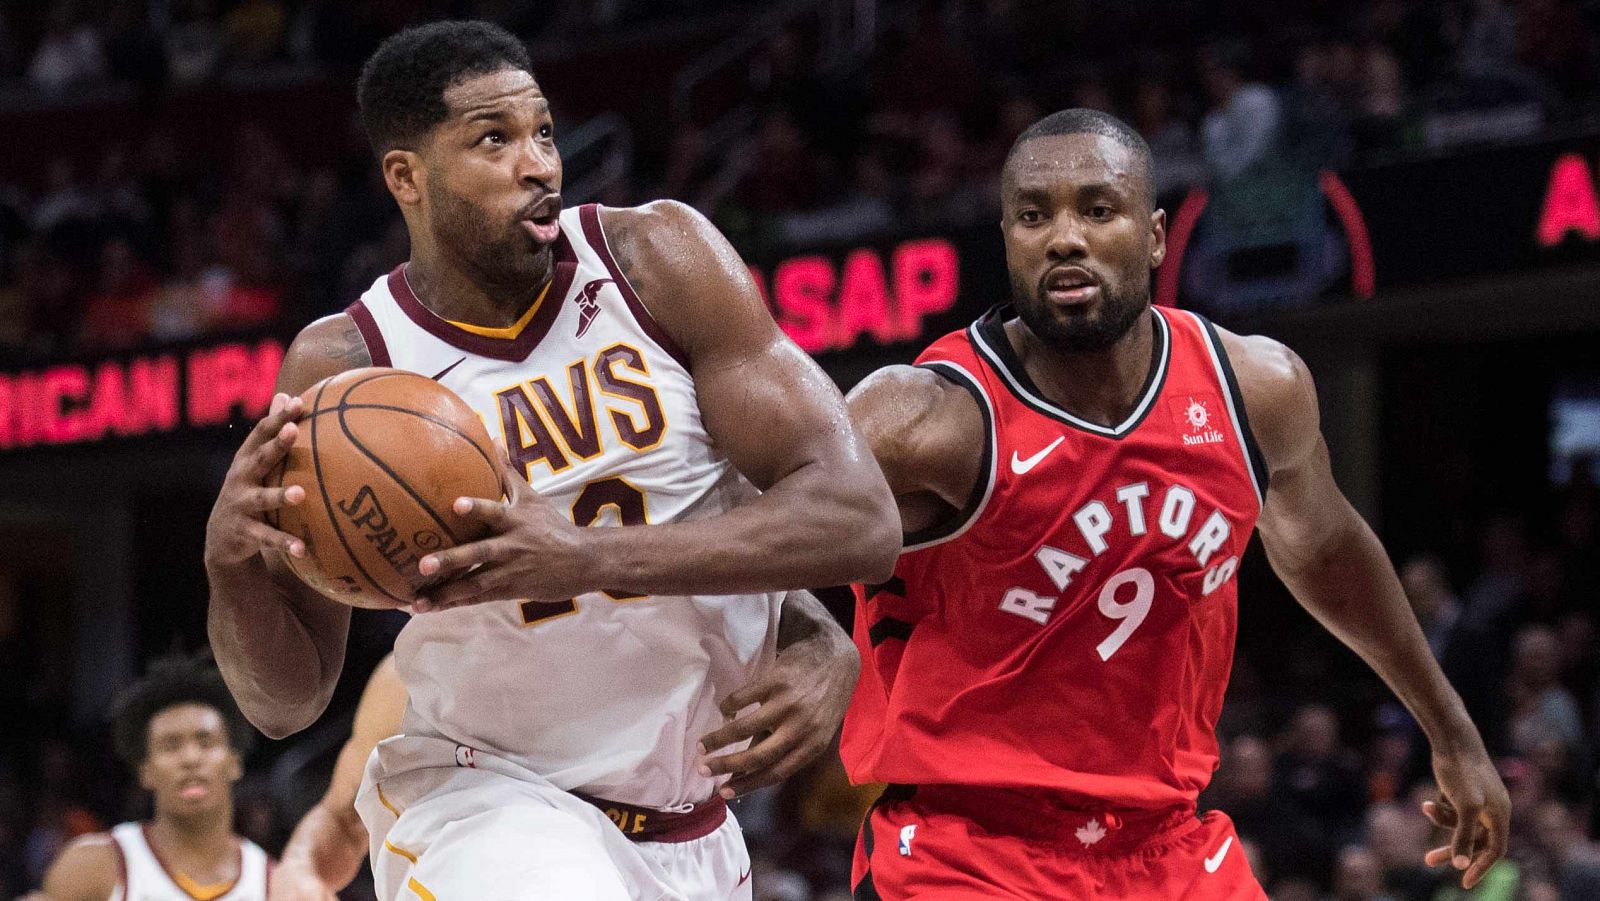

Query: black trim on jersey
968 304 1171 439
852 785 914 901
868 617 915 647
901 362 995 548
865 575 906 598
1195 314 1272 497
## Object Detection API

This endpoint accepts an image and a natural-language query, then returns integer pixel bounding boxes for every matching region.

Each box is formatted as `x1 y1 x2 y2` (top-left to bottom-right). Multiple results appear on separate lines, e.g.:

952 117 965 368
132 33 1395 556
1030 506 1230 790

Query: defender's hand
1421 745 1510 889
205 393 308 570
412 460 590 612
267 862 338 901
696 628 860 798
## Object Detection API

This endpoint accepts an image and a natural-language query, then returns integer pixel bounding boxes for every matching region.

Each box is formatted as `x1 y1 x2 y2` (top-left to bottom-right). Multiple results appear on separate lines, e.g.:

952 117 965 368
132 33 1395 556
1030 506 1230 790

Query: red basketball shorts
850 785 1267 900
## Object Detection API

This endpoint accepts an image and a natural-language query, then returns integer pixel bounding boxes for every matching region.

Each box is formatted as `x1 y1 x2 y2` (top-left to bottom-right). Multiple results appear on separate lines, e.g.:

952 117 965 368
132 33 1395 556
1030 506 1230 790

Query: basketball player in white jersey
204 19 897 901
28 656 268 901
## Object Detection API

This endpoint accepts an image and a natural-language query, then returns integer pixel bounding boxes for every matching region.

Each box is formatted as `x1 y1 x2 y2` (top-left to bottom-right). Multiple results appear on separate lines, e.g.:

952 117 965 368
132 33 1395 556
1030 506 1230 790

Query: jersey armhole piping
902 360 998 551
1192 312 1271 506
345 301 391 367
579 204 691 369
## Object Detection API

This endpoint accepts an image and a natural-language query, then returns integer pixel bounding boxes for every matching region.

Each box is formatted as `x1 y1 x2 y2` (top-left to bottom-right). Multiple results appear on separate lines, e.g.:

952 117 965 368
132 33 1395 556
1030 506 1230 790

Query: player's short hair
1004 109 1156 207
110 653 254 769
357 20 534 157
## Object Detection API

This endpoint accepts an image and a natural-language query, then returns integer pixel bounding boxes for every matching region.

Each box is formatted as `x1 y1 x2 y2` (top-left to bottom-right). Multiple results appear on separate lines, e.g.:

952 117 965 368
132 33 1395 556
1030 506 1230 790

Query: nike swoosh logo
430 357 467 381
1010 436 1065 474
736 868 751 885
1204 836 1234 873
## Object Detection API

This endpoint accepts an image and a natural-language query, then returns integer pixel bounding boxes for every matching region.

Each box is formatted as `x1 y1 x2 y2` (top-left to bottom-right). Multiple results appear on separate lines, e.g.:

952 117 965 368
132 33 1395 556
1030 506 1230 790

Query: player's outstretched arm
271 654 406 901
414 201 900 608
30 834 120 901
206 314 371 737
1226 329 1509 889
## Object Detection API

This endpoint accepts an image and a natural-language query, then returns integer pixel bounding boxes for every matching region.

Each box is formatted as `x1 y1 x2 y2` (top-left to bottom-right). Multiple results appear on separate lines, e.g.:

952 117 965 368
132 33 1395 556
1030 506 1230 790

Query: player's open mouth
1043 266 1099 304
519 194 563 245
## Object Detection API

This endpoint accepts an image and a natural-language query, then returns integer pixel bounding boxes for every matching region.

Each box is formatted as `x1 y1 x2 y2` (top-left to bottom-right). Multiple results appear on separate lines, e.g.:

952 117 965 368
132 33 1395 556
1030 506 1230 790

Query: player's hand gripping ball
269 368 503 609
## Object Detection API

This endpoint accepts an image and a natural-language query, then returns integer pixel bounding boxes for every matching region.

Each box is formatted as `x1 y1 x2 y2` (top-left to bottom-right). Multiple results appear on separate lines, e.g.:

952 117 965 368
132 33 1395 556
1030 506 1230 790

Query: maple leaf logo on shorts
1075 818 1107 848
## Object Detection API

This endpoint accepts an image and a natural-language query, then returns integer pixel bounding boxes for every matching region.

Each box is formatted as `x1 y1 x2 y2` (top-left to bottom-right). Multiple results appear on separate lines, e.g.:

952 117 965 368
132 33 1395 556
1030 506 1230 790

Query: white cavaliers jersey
347 203 784 808
108 822 267 901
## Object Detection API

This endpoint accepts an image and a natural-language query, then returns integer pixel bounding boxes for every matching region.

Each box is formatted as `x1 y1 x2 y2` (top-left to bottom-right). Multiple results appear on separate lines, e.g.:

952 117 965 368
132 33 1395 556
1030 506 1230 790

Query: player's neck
148 804 236 861
406 246 553 328
1008 309 1157 428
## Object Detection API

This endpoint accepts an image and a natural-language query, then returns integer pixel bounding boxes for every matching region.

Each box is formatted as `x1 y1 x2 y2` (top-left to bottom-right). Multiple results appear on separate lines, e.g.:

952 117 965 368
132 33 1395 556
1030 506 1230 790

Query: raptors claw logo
575 278 613 338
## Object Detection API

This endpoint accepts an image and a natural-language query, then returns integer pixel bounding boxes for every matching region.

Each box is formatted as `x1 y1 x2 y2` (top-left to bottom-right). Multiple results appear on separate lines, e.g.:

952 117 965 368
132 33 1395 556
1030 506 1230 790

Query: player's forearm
278 801 368 891
206 557 350 738
1270 512 1482 752
587 461 898 595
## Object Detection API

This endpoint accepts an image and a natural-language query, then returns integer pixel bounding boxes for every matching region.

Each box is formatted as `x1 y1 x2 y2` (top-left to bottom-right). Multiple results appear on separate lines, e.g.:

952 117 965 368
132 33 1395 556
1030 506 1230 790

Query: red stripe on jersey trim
579 203 691 369
384 227 578 362
345 300 391 367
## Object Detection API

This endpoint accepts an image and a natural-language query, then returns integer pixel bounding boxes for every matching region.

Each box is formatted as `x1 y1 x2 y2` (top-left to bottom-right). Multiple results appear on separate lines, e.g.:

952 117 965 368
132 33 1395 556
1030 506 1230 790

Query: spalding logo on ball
268 367 503 609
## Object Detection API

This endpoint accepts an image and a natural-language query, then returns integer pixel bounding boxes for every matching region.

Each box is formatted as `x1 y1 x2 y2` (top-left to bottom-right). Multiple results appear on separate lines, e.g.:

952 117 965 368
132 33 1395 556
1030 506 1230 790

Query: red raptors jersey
841 304 1269 812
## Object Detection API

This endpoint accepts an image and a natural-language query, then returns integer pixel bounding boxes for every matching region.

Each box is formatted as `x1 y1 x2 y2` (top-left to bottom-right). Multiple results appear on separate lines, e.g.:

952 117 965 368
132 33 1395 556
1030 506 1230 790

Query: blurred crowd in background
2 1 1600 900
2 0 1600 359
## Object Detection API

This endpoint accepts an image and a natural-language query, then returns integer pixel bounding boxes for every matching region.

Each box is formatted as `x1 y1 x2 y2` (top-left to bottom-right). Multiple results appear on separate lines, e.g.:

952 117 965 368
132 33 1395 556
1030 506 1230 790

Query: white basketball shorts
355 734 753 901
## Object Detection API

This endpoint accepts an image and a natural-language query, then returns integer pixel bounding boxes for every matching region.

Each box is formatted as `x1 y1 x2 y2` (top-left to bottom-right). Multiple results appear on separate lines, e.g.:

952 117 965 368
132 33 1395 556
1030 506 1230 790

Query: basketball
269 367 503 609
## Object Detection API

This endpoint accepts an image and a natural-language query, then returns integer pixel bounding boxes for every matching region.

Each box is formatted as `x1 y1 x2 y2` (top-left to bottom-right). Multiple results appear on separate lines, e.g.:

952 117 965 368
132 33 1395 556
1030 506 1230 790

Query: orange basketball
269 368 502 609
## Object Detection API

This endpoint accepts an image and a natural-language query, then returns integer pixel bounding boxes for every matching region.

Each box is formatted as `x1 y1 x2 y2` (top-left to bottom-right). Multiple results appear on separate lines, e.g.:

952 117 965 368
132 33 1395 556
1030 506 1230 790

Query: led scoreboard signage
751 237 961 355
0 339 283 451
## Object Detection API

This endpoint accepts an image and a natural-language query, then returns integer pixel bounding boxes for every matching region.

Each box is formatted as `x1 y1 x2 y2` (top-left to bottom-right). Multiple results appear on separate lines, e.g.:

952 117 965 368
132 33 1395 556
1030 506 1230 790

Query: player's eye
1019 209 1044 224
1088 204 1114 220
539 122 553 139
479 130 507 147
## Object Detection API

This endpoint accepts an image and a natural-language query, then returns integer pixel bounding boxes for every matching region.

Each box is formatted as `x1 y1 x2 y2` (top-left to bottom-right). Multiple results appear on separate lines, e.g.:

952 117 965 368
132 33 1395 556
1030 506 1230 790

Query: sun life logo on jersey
454 745 477 768
1182 396 1226 447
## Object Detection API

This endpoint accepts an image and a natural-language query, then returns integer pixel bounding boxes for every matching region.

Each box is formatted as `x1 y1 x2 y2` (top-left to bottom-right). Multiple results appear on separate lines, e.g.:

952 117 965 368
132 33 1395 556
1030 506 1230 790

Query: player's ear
137 759 155 793
225 750 243 783
1149 207 1167 269
382 149 424 207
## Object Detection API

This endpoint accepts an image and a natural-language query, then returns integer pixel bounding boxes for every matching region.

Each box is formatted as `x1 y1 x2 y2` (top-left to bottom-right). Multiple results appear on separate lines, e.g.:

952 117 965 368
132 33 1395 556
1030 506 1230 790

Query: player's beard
426 176 552 292
1009 268 1150 353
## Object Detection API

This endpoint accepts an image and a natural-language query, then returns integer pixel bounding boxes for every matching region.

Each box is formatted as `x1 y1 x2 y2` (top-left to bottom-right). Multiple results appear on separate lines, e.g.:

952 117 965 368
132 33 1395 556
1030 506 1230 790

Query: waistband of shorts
881 784 1197 853
575 792 728 844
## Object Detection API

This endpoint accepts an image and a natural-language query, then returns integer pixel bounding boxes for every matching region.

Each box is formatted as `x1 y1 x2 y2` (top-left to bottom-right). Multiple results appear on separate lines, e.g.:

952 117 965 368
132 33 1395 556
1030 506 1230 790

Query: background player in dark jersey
27 655 267 901
836 109 1510 899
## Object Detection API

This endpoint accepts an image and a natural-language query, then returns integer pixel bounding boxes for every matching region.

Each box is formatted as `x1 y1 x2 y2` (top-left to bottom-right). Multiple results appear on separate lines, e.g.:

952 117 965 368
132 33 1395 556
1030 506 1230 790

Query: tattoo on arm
333 318 371 368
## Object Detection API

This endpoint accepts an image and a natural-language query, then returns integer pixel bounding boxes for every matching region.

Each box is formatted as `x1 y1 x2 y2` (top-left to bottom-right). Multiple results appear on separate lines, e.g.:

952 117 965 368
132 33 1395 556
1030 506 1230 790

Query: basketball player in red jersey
839 109 1509 899
205 20 893 900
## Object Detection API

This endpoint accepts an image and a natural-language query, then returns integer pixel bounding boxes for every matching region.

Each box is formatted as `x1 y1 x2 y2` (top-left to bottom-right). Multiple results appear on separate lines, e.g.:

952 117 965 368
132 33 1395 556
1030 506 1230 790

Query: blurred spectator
27 5 109 94
225 0 288 67
1198 40 1284 182
165 0 227 87
1507 626 1585 761
1273 706 1368 881
1132 76 1207 199
1402 555 1463 660
77 237 158 351
1459 0 1521 78
1331 844 1397 901
1529 800 1600 897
